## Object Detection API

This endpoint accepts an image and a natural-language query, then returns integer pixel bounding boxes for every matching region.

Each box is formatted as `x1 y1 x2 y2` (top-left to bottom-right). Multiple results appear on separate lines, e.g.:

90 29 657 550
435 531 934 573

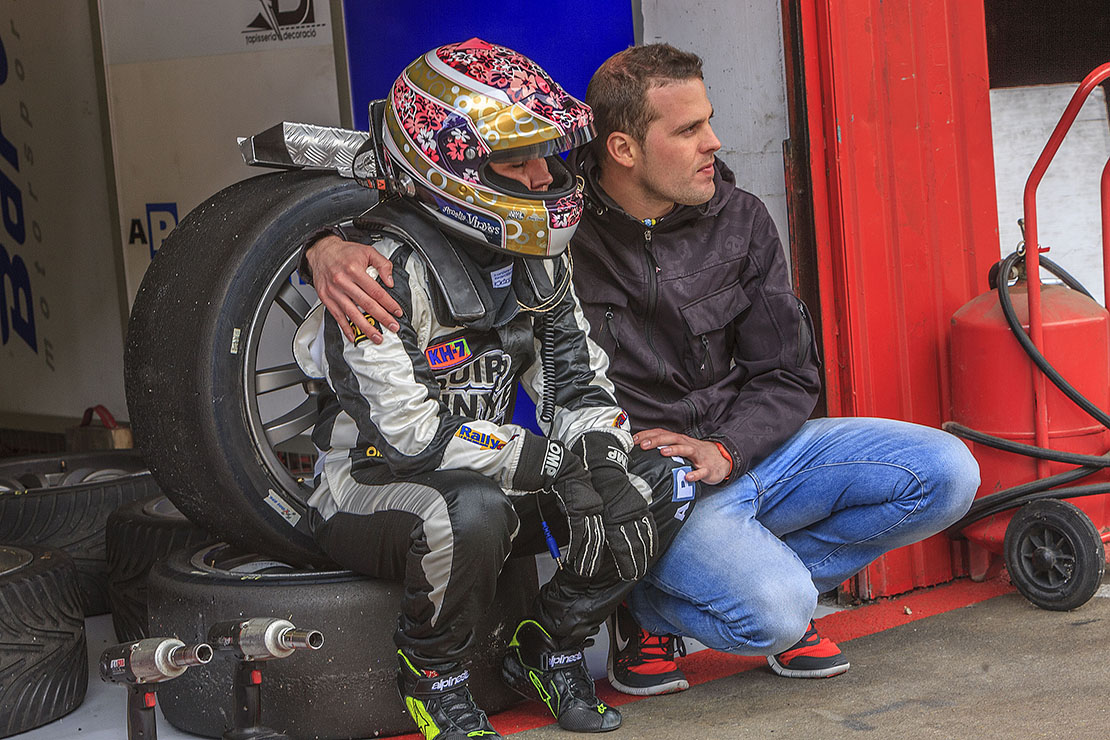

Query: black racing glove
516 437 606 578
574 432 657 581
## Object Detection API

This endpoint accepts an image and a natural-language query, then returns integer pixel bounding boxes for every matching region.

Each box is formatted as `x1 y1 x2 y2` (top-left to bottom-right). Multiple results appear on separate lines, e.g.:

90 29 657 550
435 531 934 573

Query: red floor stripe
391 575 1014 738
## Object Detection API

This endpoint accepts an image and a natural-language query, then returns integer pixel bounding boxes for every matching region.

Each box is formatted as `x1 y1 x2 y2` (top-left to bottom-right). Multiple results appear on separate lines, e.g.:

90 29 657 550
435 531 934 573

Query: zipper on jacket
797 300 814 366
604 306 620 349
642 229 667 384
700 334 715 381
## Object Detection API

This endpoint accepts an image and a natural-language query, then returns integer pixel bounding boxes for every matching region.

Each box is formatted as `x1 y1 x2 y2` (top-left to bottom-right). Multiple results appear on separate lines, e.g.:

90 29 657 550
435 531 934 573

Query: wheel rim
241 249 321 502
188 542 353 580
142 496 189 520
1017 524 1077 589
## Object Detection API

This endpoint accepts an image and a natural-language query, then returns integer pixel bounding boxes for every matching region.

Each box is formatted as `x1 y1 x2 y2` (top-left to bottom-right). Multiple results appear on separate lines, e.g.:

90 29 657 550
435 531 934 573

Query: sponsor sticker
490 263 513 289
264 489 302 526
671 466 695 502
455 425 507 450
425 338 471 370
348 313 380 347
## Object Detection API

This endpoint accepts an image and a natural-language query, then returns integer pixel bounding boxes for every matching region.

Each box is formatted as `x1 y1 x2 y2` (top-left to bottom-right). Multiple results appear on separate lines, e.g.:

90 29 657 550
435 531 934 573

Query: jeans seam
789 460 927 572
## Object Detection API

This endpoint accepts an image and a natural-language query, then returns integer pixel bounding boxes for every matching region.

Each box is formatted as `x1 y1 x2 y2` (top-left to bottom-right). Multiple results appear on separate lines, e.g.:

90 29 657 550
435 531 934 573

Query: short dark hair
586 43 704 151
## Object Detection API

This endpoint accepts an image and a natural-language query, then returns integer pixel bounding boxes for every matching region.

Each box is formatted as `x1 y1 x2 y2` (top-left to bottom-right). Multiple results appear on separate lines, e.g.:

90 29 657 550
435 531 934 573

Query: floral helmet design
381 38 594 258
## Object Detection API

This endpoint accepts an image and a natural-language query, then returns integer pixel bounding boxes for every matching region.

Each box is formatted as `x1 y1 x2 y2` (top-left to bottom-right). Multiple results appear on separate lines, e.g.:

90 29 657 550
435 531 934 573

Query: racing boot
501 619 621 733
396 650 501 739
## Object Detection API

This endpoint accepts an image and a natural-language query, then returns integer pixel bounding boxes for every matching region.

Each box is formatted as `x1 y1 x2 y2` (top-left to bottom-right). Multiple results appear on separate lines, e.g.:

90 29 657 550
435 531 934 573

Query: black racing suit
294 218 694 668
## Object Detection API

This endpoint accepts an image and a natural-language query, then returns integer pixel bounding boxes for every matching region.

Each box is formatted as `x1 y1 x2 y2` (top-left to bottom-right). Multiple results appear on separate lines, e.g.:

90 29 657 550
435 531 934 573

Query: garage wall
0 0 345 434
0 2 126 429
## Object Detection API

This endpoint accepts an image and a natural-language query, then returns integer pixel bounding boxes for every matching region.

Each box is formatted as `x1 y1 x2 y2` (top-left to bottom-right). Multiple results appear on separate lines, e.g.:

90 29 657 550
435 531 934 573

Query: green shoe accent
396 650 501 739
501 619 622 732
404 695 441 740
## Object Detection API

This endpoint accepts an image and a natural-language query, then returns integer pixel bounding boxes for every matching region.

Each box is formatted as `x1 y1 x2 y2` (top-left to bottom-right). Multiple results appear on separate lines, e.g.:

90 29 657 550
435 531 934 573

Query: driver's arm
303 233 403 344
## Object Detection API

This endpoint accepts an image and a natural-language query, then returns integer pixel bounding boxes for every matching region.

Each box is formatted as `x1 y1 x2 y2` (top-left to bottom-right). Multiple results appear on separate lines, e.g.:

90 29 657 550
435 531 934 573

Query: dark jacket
568 148 822 482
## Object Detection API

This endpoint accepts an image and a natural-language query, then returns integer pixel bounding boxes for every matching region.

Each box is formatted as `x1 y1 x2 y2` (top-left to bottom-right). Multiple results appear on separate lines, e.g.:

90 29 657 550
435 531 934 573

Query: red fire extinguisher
945 64 1110 611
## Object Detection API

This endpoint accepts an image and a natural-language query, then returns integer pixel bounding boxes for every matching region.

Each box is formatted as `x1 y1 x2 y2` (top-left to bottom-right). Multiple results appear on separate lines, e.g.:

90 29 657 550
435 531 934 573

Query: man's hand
633 428 731 485
306 235 403 344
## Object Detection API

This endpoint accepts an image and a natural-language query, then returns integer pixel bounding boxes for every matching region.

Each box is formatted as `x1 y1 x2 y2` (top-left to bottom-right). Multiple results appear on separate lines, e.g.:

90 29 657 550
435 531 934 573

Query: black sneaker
606 602 690 696
501 619 621 733
396 650 501 739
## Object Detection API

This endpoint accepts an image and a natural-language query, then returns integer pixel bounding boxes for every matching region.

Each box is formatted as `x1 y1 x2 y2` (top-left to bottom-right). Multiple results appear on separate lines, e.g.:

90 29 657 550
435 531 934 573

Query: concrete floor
11 575 1109 740
515 578 1110 740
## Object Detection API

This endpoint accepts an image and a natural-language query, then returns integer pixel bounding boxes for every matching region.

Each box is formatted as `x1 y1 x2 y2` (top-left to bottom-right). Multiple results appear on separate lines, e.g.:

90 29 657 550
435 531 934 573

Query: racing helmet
381 38 594 258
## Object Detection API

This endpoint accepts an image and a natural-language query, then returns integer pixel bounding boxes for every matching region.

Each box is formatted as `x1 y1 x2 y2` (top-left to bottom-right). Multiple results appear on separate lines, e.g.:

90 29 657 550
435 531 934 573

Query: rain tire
0 451 160 615
105 496 212 642
0 545 87 738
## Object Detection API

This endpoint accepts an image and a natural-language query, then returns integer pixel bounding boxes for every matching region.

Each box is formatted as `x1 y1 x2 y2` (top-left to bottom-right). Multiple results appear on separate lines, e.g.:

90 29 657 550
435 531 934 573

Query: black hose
946 251 1110 530
995 251 1110 429
943 422 1110 468
947 465 1098 534
954 482 1110 527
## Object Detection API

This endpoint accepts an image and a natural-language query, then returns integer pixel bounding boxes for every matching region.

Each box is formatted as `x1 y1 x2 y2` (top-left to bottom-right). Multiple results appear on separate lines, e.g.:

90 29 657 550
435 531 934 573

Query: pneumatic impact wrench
100 637 213 740
207 617 324 740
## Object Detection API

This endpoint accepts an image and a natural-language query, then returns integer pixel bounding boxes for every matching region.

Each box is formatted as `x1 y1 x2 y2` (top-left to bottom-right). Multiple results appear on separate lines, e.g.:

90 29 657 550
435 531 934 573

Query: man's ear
605 131 639 169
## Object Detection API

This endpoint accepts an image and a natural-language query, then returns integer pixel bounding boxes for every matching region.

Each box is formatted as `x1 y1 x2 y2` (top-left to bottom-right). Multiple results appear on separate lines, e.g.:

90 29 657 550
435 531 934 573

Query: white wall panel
639 1 791 261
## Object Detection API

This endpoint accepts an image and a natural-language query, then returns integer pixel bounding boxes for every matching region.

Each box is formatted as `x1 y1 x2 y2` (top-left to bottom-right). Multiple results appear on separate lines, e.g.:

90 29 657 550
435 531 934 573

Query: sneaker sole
766 655 850 679
606 654 690 696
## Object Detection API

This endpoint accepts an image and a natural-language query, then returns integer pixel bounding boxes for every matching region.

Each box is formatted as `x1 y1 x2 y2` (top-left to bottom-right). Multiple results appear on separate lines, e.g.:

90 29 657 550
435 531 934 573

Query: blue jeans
627 417 980 655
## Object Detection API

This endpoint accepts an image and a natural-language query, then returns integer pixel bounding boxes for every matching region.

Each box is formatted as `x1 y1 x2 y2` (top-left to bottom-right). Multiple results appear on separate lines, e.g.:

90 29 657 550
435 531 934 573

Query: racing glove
574 432 657 581
514 435 607 579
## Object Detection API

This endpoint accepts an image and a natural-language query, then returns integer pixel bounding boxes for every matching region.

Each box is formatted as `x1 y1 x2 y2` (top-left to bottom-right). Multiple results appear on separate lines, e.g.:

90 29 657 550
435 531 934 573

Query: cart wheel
1003 499 1105 611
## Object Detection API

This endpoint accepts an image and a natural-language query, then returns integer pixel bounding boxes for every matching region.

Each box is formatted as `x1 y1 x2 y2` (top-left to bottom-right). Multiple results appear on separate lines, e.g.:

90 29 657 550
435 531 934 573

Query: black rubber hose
996 251 1110 429
947 464 1098 533
945 250 1110 529
943 422 1110 468
955 482 1110 526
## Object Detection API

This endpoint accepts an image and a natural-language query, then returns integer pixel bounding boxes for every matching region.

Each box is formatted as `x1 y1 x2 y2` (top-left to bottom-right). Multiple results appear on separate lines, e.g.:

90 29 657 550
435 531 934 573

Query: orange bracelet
713 441 734 478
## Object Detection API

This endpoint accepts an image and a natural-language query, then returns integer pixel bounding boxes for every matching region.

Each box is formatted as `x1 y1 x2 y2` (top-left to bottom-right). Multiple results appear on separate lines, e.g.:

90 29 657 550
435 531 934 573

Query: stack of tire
0 450 159 737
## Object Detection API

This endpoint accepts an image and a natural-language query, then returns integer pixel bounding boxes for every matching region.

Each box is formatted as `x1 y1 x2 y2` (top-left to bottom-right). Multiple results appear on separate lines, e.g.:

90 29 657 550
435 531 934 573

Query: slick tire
0 545 87 738
125 170 377 567
0 450 160 615
105 496 212 643
149 542 537 739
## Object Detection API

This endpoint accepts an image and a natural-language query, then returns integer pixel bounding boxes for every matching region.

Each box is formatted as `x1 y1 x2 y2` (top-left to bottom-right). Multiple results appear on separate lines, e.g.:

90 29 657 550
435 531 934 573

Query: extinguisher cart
946 64 1110 610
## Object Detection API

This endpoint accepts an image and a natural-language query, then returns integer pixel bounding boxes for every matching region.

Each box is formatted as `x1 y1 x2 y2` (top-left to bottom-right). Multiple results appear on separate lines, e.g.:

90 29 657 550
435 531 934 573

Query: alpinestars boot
396 650 501 739
501 619 621 733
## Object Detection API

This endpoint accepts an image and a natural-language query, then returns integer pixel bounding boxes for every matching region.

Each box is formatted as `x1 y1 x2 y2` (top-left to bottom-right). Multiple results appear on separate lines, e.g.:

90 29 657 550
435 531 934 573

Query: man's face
635 78 721 213
487 158 553 192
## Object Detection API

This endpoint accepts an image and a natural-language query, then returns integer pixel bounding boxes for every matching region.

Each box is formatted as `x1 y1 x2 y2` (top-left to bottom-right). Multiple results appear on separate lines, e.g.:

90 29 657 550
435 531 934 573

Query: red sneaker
767 620 850 678
606 603 689 696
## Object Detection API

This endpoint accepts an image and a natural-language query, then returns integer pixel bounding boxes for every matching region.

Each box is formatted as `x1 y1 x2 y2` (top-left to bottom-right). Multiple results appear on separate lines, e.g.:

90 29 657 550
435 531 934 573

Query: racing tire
0 545 87 738
125 170 377 567
1003 498 1106 611
0 450 161 615
105 496 212 643
149 542 537 739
